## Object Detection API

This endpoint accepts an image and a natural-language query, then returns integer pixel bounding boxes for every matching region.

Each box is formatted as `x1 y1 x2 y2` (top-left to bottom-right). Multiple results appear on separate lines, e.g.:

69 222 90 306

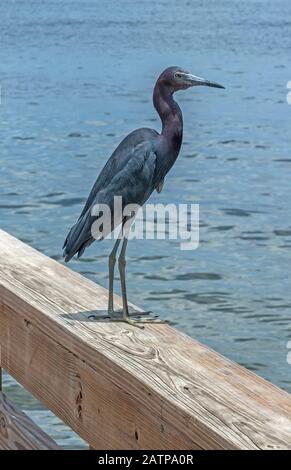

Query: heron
63 66 224 327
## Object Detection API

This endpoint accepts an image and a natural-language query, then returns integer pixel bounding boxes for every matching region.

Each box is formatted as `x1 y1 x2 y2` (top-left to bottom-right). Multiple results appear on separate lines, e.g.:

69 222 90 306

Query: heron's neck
153 82 183 157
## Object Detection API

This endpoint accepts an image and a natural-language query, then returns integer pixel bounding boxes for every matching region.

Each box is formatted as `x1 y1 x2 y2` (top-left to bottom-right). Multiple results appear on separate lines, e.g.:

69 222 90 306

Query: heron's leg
118 236 131 318
118 237 164 328
108 231 122 315
104 227 151 320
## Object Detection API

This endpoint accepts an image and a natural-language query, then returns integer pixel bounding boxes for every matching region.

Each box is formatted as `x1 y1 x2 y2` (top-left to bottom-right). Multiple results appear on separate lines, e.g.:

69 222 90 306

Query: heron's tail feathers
63 213 94 262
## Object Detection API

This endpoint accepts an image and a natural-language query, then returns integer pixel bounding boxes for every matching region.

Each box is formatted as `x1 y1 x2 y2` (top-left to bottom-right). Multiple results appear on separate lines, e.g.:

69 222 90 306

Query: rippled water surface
1 0 291 448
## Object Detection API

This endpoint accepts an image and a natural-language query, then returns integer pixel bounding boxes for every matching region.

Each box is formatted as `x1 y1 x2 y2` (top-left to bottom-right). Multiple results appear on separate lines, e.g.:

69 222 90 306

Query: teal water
1 0 291 448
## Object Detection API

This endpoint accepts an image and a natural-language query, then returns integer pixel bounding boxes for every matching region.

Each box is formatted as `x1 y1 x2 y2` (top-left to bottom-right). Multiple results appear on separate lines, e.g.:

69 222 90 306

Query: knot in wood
0 412 8 438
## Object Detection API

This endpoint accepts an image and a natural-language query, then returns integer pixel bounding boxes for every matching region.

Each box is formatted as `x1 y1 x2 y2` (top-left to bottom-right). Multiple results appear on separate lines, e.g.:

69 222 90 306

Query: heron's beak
184 73 225 89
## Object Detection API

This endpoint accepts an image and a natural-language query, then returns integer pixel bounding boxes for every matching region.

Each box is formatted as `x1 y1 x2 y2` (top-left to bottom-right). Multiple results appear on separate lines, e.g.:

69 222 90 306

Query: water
1 0 291 448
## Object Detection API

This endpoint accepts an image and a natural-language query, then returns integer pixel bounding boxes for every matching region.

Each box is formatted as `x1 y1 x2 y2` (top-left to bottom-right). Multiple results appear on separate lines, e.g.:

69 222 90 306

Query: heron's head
158 66 225 92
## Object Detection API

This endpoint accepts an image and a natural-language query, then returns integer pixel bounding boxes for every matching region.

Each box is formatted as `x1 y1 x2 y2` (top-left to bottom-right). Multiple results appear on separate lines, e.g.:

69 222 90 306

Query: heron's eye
175 72 182 79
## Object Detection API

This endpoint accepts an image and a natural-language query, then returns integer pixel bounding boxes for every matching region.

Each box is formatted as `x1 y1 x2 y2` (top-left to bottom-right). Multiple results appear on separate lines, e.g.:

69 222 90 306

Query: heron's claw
123 311 165 329
109 308 157 318
88 308 164 328
128 308 157 318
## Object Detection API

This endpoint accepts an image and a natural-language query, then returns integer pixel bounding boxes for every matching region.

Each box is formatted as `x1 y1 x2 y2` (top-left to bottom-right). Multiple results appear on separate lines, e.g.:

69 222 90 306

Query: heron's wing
78 128 158 220
78 156 118 220
63 140 158 261
93 143 157 212
156 179 164 193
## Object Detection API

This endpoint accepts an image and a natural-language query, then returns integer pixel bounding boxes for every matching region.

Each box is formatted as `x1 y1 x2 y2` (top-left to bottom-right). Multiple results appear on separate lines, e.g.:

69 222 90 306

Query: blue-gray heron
63 66 224 327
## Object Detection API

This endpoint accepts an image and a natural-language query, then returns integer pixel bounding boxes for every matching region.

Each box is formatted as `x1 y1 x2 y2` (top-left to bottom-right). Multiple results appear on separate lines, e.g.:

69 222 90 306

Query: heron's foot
127 307 156 318
88 308 157 322
109 308 155 318
122 310 165 329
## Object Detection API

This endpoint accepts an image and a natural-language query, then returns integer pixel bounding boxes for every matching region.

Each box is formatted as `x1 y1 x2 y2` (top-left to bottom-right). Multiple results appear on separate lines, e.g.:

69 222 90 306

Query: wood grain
0 228 291 449
0 392 59 449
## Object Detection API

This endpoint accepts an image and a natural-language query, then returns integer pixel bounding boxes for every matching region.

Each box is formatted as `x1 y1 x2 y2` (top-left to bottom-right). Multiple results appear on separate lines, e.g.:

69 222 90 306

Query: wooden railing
0 228 291 450
0 391 59 450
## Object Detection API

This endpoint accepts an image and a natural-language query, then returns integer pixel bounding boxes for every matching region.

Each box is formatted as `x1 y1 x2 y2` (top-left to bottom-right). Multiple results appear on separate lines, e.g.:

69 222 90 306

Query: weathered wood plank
0 392 59 449
0 228 291 450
